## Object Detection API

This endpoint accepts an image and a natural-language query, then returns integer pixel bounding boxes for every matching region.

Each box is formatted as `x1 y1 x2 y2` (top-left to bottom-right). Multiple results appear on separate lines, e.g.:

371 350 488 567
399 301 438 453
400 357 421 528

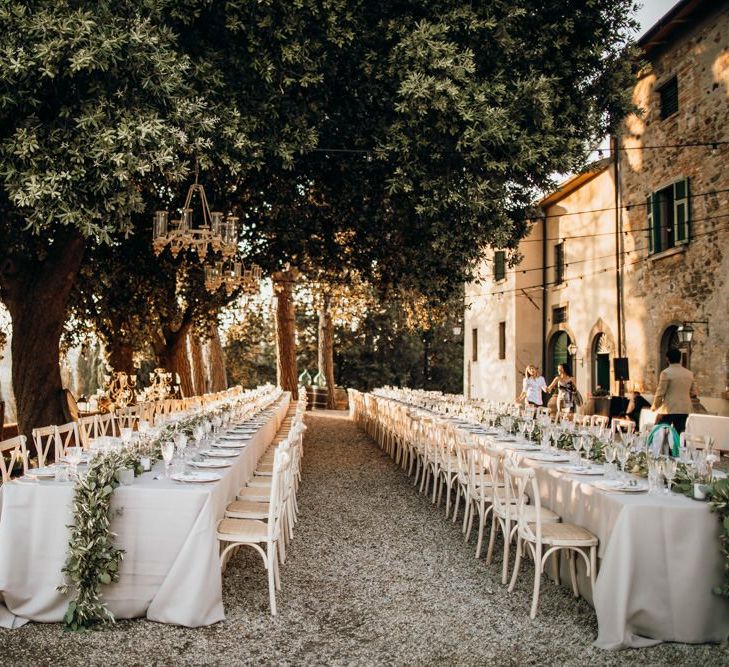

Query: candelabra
107 372 137 408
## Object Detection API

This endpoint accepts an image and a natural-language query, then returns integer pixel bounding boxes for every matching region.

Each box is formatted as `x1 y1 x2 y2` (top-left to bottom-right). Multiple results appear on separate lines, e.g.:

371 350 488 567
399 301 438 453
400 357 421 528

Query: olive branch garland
57 440 161 630
547 424 729 599
56 402 235 631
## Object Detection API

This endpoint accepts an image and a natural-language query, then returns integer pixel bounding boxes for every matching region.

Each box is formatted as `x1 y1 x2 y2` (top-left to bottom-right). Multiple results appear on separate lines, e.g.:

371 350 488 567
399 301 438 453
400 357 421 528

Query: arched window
592 333 611 393
660 325 689 371
548 331 571 381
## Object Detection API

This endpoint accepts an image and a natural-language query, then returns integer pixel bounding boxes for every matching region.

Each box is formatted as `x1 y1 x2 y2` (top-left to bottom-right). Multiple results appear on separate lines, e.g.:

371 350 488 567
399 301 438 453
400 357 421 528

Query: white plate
190 460 232 469
221 434 252 441
170 471 222 484
231 428 257 434
525 453 571 462
212 440 247 449
25 466 58 479
495 437 516 443
505 443 541 451
60 454 90 464
556 465 605 476
593 480 648 493
201 448 239 458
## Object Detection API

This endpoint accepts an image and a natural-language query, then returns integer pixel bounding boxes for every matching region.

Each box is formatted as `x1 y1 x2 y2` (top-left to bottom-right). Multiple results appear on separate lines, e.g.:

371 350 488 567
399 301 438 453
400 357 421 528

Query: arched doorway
591 333 611 393
548 331 572 381
660 325 689 371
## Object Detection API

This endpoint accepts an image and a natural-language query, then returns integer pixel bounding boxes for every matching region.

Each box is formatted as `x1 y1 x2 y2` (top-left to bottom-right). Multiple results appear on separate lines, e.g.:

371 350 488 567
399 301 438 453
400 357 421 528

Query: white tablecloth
513 451 729 648
686 414 729 452
365 393 729 650
0 394 290 629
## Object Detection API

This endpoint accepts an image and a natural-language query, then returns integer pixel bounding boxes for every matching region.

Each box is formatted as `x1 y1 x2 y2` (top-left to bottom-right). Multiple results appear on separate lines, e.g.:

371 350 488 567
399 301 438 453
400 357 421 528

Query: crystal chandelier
152 168 238 259
205 261 263 295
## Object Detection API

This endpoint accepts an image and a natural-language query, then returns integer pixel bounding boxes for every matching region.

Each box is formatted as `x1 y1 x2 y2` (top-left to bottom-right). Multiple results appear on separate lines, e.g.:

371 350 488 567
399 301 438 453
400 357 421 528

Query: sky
636 0 680 36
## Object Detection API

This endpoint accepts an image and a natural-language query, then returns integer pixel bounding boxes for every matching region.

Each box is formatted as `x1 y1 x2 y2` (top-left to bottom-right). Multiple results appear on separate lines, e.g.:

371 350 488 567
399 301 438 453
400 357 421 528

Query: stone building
464 0 729 416
620 0 729 412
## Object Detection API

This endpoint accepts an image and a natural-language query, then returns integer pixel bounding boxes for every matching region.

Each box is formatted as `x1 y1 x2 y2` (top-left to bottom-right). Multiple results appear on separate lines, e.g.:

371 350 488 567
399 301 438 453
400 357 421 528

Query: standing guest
547 362 577 415
651 348 698 434
518 365 547 407
624 389 650 426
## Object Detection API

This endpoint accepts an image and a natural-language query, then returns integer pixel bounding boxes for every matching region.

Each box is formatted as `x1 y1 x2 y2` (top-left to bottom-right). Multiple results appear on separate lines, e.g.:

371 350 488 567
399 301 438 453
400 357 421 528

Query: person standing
518 365 547 407
651 348 698 434
547 362 577 415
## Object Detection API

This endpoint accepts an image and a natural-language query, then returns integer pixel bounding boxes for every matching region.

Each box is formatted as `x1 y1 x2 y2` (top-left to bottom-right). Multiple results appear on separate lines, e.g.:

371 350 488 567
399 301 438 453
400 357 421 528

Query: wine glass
66 446 82 480
663 457 678 494
604 444 616 479
174 432 187 458
520 420 529 440
705 436 719 477
581 434 592 464
161 440 175 478
573 434 583 465
616 444 629 479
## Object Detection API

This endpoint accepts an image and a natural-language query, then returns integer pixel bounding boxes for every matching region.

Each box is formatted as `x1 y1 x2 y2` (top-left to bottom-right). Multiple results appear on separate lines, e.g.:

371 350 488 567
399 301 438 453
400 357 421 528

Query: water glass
663 457 678 494
648 464 663 495
572 435 583 465
161 440 175 478
616 444 629 479
604 444 616 480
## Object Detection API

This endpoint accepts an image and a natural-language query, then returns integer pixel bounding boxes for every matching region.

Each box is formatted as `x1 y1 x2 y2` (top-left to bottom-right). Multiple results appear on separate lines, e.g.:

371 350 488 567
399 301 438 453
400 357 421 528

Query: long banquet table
504 440 729 649
365 392 729 650
0 393 290 629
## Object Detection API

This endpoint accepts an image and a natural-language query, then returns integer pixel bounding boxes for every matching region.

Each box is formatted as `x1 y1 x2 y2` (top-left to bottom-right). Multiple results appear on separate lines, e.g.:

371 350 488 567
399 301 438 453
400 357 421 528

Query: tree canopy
0 0 638 436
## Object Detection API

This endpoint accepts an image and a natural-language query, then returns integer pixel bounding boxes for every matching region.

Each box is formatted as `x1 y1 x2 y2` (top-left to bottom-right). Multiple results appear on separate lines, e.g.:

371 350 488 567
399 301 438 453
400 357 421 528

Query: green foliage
224 300 277 389
238 0 639 297
58 400 240 630
59 448 148 630
708 479 729 598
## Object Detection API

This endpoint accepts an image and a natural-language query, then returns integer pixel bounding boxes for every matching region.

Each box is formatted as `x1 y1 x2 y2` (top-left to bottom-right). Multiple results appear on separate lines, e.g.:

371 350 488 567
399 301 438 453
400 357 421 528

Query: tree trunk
318 293 336 409
158 321 194 398
272 270 298 399
205 324 228 392
0 231 85 441
423 330 432 390
107 339 135 375
189 333 206 396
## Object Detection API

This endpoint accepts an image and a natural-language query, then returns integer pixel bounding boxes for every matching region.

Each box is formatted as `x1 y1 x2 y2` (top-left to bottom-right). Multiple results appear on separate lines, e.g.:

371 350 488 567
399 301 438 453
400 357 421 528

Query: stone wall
621 4 729 409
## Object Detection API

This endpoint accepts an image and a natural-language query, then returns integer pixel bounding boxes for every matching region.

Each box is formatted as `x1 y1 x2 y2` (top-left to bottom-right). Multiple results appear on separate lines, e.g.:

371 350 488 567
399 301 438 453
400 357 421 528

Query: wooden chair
95 412 116 438
1 435 28 483
590 414 609 430
77 415 96 449
217 448 292 615
611 417 635 435
506 463 598 618
486 446 559 584
31 422 79 467
116 405 140 431
55 422 80 460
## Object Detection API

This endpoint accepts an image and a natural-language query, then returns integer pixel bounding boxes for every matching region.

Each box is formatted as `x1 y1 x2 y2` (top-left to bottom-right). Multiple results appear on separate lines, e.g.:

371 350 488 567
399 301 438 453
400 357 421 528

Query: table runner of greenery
499 415 729 600
57 389 278 630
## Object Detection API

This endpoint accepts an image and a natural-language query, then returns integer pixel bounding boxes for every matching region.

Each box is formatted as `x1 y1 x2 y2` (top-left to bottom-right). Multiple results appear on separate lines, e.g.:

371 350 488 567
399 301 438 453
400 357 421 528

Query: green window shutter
651 192 662 253
494 251 506 281
647 195 653 253
674 178 689 244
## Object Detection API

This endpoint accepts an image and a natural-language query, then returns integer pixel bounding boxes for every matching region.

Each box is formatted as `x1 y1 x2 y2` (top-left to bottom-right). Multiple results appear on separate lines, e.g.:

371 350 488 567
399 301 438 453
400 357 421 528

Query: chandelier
205 261 263 295
152 169 238 259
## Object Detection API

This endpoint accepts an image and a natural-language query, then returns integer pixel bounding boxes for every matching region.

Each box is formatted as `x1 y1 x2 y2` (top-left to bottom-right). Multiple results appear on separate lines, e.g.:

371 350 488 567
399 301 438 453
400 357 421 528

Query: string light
467 220 729 299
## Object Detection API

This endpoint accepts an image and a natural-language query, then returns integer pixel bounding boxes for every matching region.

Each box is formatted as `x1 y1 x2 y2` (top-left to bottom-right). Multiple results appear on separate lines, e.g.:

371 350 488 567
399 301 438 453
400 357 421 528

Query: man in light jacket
651 347 699 433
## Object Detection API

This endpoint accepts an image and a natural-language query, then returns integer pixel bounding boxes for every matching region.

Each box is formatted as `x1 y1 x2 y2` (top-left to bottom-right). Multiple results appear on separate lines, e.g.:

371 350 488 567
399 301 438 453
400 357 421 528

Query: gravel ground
1 410 728 666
